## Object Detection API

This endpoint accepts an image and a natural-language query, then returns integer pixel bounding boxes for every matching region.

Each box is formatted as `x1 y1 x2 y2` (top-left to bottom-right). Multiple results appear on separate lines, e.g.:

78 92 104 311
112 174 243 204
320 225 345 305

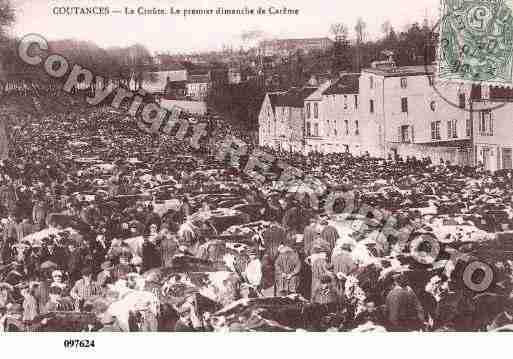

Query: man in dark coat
262 221 286 261
274 244 301 295
303 217 319 257
142 235 161 272
385 274 425 331
159 230 179 267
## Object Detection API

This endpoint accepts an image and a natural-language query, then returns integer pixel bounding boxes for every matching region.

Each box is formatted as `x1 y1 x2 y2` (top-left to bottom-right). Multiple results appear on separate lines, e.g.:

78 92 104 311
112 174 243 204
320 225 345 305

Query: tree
381 21 392 38
354 18 366 71
330 23 351 74
330 23 349 42
0 0 14 39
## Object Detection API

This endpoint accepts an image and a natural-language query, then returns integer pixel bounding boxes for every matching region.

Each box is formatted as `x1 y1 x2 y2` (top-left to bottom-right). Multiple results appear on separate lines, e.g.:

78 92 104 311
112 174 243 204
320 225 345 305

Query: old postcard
0 0 513 347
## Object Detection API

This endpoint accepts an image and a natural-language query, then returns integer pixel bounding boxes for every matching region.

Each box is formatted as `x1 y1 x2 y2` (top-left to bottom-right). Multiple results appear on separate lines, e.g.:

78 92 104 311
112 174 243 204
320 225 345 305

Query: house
139 66 188 94
303 80 334 153
358 61 475 163
164 80 187 99
258 86 317 152
469 86 513 171
186 72 210 100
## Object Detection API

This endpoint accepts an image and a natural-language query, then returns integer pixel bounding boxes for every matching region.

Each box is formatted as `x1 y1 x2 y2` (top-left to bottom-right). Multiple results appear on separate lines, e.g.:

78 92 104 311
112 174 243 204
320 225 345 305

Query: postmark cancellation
437 0 513 87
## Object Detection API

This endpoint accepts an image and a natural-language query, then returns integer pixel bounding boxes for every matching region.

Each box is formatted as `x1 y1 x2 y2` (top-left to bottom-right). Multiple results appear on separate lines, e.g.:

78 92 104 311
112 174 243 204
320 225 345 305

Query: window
370 99 374 114
479 111 493 136
466 118 472 137
447 119 457 138
354 95 358 109
428 75 434 86
314 102 318 119
400 77 408 89
282 107 285 121
370 76 374 89
400 125 410 142
459 93 466 109
313 123 319 136
344 120 349 135
306 122 311 136
355 120 359 135
431 121 441 140
344 95 348 110
401 97 408 113
306 103 311 119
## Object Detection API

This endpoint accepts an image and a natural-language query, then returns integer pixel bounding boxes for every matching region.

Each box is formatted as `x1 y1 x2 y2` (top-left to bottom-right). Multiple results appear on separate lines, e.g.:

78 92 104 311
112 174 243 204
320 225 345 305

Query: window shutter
410 126 415 142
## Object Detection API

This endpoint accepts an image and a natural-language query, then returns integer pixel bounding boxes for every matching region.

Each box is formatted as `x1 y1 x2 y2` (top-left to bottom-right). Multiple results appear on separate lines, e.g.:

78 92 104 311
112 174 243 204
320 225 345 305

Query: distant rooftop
363 65 435 77
260 37 333 45
268 86 318 110
323 73 360 95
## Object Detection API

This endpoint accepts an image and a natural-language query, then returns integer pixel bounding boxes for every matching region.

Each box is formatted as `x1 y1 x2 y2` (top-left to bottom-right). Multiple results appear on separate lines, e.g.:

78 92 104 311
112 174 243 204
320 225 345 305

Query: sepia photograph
0 0 512 345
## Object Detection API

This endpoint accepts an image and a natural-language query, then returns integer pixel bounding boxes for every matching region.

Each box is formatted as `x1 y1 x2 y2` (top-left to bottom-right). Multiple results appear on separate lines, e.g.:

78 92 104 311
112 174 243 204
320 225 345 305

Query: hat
131 256 143 266
320 275 332 284
49 286 64 295
247 248 258 256
81 267 92 276
101 261 114 270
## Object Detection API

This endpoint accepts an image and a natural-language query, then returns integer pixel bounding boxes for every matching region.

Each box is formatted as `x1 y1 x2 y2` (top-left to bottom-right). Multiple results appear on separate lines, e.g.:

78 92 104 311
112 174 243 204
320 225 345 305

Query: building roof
141 71 187 93
363 65 435 78
323 74 360 95
165 80 187 89
305 80 333 101
260 37 333 46
188 74 210 83
160 63 187 71
268 86 318 111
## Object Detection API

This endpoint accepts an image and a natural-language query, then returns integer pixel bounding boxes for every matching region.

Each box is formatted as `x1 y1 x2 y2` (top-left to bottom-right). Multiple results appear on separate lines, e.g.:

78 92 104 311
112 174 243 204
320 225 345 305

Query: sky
10 0 439 54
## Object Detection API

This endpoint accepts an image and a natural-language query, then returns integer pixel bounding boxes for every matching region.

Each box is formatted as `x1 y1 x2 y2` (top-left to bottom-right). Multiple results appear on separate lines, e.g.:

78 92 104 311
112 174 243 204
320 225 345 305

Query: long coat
160 236 179 267
310 253 330 298
331 250 357 297
385 285 425 331
321 225 339 253
274 246 301 294
142 241 162 272
303 224 317 256
262 224 287 260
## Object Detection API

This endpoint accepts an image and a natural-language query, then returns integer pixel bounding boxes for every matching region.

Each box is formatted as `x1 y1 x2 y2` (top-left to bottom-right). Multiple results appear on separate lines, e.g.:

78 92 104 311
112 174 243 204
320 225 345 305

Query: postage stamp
437 0 513 86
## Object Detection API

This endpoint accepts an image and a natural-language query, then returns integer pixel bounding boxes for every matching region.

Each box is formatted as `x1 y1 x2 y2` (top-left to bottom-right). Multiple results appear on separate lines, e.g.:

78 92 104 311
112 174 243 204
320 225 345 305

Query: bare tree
330 23 349 42
381 20 393 38
355 18 366 71
0 0 14 39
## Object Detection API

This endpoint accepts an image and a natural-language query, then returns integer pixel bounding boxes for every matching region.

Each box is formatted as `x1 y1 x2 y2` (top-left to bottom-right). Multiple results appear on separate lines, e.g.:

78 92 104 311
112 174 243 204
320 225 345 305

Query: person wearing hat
158 229 179 267
142 232 161 273
50 270 68 293
331 243 357 299
97 261 114 288
274 243 301 296
311 275 339 312
44 286 74 313
21 282 38 323
309 246 331 300
243 248 262 293
385 273 425 331
303 216 320 257
70 267 101 311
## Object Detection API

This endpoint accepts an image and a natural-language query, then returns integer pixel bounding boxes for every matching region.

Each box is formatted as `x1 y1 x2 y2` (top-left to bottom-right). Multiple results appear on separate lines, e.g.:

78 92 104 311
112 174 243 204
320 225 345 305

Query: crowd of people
0 91 512 332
